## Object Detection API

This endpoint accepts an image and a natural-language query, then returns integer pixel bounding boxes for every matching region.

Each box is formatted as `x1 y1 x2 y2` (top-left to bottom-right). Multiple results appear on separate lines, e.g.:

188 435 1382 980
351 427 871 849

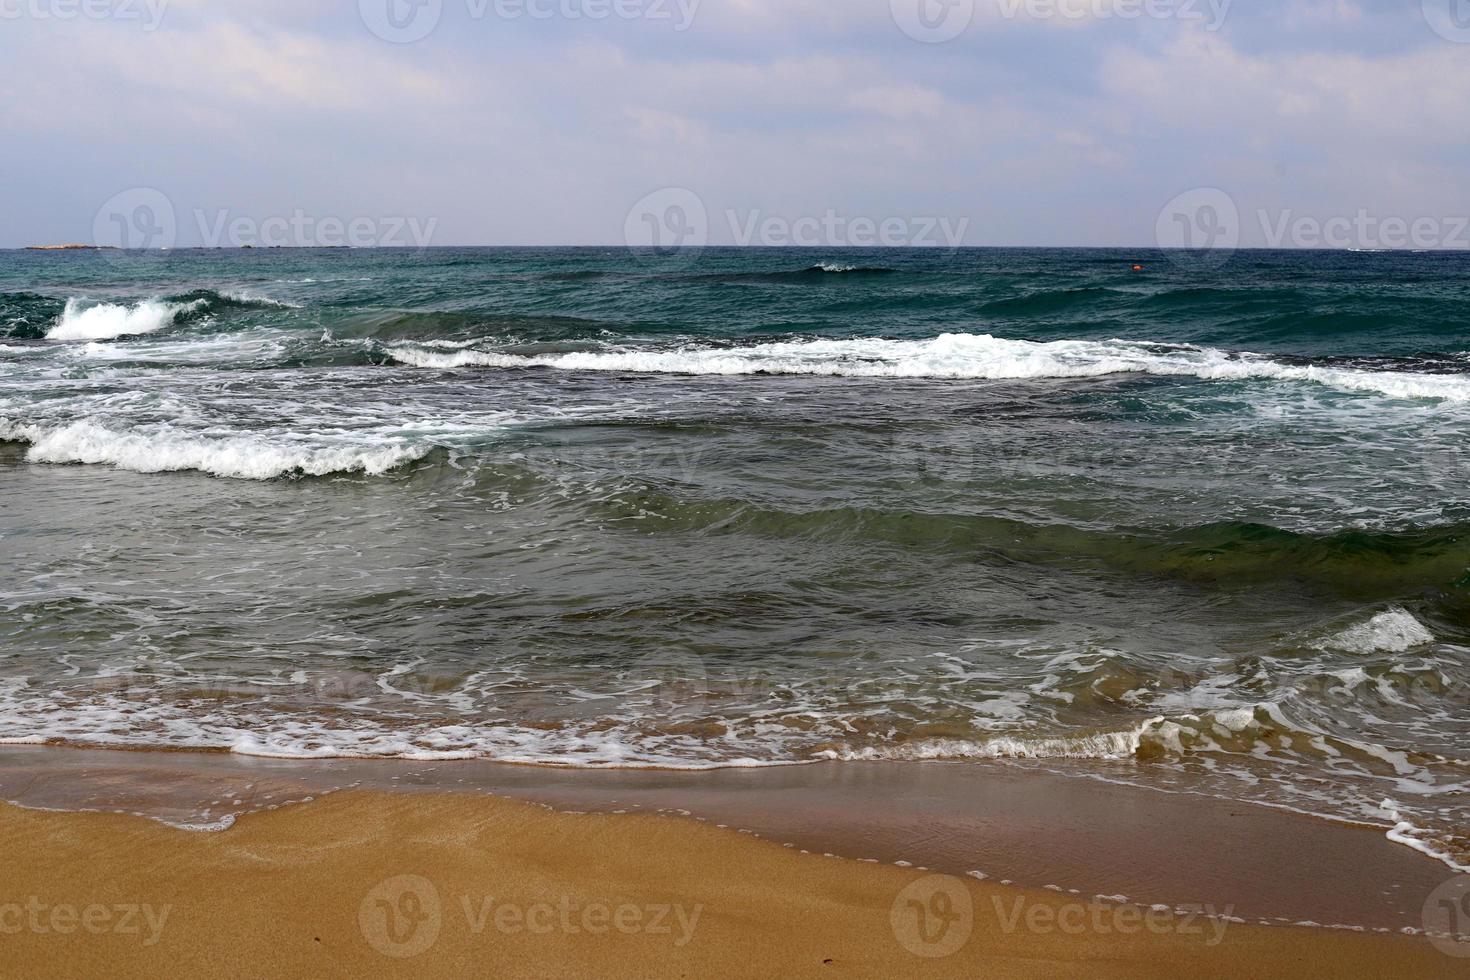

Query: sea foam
1 419 428 480
817 723 1160 762
1318 608 1435 654
47 297 206 341
388 334 1470 402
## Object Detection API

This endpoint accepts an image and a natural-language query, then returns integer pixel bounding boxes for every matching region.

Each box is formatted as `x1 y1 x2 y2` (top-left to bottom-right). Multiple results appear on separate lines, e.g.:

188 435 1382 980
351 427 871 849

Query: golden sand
0 792 1453 978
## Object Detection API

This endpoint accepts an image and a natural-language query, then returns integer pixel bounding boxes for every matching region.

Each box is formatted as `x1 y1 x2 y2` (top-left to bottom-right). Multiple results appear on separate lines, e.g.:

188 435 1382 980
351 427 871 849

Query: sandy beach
0 753 1463 978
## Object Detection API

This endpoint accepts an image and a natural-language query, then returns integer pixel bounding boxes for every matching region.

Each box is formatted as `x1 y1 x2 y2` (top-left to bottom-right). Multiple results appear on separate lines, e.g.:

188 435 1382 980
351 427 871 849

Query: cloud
1 3 1466 247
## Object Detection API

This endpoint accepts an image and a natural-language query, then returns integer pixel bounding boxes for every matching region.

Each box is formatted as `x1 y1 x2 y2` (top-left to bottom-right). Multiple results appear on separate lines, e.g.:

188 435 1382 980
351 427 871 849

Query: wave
0 419 429 480
676 264 899 284
819 726 1154 762
47 297 207 341
807 263 895 275
386 333 1470 401
1315 608 1436 655
568 490 1470 595
43 289 300 342
1 291 65 339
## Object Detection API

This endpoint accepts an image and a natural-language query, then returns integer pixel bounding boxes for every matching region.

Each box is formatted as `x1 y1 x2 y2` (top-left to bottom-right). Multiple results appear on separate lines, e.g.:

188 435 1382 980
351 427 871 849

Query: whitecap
817 721 1163 762
47 297 206 342
388 333 1470 402
1317 608 1435 654
2 419 429 480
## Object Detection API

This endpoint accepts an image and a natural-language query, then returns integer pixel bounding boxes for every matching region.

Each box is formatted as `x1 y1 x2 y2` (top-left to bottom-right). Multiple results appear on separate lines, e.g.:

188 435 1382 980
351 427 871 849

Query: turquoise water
1 247 1467 867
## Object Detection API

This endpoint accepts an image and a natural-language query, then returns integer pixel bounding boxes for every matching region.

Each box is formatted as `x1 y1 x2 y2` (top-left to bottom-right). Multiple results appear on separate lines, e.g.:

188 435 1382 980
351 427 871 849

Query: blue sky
2 0 1468 248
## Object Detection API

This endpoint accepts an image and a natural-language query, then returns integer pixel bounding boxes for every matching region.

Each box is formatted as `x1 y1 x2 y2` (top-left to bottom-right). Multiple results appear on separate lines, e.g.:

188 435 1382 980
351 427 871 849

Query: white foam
818 722 1161 762
220 290 302 309
388 333 1470 402
47 297 205 342
1318 608 1435 654
2 419 429 480
1381 799 1470 873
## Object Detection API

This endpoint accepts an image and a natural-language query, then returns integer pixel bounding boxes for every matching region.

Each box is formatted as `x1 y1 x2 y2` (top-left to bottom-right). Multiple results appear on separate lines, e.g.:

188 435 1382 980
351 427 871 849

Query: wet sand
1 746 1464 941
0 788 1461 979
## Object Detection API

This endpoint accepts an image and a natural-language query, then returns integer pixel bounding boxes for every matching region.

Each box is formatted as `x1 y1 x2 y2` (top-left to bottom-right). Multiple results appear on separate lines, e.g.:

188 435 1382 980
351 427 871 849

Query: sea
1 246 1466 871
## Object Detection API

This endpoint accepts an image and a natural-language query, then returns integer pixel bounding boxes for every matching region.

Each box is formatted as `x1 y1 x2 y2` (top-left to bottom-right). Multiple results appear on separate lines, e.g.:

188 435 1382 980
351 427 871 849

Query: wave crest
387 333 1470 401
1316 608 1436 655
0 419 429 480
48 297 206 341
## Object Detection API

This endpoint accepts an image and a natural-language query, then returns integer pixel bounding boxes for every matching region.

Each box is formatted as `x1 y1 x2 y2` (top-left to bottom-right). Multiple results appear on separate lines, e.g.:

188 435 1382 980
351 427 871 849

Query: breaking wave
47 297 207 341
387 333 1470 401
1316 608 1437 655
0 419 430 480
818 726 1154 762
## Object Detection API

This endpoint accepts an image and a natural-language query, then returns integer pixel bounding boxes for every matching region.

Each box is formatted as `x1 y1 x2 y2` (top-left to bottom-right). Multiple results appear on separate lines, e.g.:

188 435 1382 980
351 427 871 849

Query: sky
2 0 1468 249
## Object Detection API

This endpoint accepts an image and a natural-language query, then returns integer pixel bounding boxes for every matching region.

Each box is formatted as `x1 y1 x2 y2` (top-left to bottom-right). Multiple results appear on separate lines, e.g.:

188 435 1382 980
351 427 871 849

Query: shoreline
0 787 1460 978
1 745 1462 941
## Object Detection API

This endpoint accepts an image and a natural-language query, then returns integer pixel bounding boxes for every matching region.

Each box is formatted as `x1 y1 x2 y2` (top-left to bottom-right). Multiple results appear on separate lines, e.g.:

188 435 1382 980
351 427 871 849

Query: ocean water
1 247 1467 869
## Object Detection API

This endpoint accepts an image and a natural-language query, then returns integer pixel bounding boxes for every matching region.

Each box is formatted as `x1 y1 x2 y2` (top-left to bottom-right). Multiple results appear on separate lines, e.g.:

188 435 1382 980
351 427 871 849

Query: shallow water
1 247 1467 869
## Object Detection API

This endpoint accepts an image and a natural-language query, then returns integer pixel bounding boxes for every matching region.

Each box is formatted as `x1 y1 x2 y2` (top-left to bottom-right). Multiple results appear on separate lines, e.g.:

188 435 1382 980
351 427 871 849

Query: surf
386 332 1470 402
